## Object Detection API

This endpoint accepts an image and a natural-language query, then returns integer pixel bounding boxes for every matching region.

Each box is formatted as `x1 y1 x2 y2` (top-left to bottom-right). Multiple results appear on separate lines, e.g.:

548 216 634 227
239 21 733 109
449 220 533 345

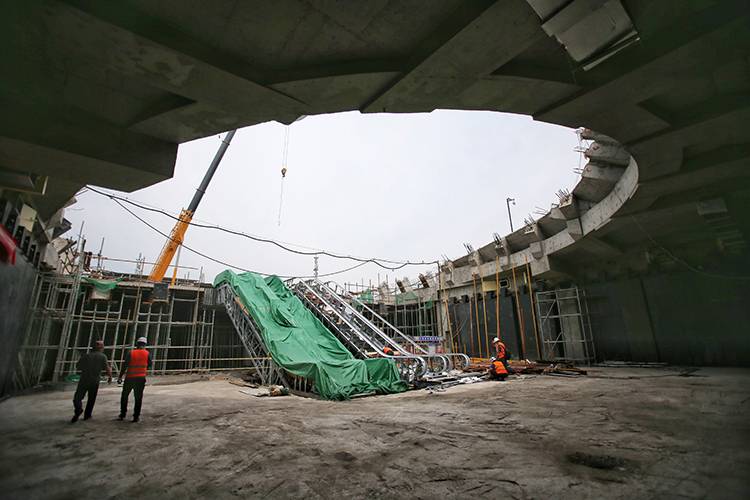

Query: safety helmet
136 336 148 345
492 337 500 343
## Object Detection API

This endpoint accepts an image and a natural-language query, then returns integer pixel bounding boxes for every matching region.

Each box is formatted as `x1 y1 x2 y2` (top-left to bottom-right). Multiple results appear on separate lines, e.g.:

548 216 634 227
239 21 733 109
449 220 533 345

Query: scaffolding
535 287 596 364
13 272 251 391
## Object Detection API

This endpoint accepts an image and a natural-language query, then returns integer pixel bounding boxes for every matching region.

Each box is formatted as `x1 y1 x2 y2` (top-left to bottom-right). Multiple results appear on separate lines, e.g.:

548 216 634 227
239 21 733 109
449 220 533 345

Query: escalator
327 280 470 372
289 279 469 379
214 270 408 399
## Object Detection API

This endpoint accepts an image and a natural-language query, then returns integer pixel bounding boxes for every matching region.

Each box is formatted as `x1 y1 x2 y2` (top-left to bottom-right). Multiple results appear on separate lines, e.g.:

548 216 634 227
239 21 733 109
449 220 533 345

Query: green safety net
82 277 123 292
358 289 374 303
394 292 434 308
213 270 408 400
395 291 418 304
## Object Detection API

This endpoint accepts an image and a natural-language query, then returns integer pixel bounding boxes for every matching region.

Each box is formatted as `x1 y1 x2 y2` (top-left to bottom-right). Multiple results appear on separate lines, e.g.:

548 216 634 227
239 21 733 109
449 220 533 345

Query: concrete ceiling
2 0 749 280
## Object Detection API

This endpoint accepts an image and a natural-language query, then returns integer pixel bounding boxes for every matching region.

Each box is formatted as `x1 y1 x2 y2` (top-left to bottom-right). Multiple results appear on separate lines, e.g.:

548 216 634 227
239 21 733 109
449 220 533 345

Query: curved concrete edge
441 148 639 297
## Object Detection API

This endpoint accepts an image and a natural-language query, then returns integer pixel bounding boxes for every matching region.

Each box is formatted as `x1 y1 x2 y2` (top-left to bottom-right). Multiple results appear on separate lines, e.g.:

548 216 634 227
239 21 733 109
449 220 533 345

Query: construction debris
508 359 540 374
458 376 483 384
227 378 258 388
542 363 588 377
464 358 588 377
248 385 289 398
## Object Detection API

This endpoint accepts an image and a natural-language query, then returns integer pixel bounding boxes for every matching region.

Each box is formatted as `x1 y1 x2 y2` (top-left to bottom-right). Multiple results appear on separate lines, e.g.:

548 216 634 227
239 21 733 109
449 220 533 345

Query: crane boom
148 130 237 282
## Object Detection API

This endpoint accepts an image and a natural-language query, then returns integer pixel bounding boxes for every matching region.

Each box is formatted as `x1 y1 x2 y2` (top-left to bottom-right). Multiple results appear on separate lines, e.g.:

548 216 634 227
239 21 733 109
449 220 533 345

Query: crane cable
278 126 290 226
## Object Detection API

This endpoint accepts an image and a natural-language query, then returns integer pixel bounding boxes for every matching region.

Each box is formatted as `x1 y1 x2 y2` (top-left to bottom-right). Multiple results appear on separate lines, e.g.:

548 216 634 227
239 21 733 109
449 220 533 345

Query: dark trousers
501 358 514 374
73 381 100 418
120 378 146 418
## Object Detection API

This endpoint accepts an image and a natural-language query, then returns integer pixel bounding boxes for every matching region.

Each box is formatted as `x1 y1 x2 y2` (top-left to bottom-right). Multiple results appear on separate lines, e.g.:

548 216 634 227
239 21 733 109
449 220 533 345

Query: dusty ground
1 367 749 499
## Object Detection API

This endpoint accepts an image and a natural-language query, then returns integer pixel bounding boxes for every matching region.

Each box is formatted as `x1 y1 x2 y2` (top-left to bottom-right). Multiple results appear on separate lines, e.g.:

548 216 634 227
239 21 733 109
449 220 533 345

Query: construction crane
148 130 237 282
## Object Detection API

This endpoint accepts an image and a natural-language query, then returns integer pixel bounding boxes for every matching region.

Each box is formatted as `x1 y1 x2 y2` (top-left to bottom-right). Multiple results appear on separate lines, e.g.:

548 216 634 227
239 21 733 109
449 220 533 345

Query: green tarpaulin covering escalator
213 270 407 400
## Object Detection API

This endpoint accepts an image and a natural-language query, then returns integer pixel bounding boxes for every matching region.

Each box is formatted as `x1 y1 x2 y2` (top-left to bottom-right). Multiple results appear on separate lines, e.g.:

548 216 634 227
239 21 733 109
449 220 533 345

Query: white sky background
68 110 581 287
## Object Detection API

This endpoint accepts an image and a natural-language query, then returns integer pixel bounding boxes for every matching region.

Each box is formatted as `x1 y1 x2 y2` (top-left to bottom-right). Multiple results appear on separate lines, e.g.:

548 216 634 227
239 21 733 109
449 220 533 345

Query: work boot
71 413 81 423
117 414 125 421
83 414 92 421
132 416 139 423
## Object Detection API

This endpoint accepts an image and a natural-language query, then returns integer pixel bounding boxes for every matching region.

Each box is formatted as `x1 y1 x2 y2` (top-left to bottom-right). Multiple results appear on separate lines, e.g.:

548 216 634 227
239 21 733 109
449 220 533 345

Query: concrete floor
0 368 748 499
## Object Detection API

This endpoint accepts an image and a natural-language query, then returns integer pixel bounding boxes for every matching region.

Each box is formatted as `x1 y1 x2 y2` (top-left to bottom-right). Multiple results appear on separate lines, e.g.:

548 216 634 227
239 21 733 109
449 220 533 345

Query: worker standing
492 337 514 374
118 336 152 423
71 340 112 423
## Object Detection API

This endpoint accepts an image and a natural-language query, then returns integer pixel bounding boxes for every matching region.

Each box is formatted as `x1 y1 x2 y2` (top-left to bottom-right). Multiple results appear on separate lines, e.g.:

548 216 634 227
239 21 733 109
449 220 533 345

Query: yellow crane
148 130 237 282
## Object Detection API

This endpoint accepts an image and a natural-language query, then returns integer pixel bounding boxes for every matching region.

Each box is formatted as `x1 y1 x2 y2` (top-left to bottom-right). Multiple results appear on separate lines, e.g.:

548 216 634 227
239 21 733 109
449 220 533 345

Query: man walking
118 336 151 423
72 340 111 423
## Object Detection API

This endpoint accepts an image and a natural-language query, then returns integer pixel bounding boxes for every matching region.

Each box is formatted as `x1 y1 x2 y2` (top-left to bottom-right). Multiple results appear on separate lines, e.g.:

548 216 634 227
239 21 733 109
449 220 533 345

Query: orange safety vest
496 342 507 360
126 349 149 379
492 360 508 376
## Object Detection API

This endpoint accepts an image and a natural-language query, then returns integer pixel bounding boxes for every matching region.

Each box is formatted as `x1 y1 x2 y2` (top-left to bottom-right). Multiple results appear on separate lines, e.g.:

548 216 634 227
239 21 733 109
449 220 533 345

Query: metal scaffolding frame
215 283 313 395
343 280 439 341
13 273 252 391
535 287 596 364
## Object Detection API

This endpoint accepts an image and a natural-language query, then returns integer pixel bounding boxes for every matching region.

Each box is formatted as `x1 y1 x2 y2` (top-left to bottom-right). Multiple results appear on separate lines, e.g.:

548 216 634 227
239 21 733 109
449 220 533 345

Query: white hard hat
136 337 148 345
492 337 500 343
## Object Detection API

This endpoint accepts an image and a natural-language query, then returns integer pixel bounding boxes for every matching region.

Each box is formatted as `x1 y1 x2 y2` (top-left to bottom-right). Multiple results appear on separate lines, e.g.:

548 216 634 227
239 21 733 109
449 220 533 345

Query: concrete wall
447 292 540 360
0 257 36 396
584 258 750 366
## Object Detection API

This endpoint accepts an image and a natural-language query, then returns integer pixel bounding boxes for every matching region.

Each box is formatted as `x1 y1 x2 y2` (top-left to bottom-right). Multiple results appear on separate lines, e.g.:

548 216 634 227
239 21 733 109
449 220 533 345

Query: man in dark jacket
72 340 111 423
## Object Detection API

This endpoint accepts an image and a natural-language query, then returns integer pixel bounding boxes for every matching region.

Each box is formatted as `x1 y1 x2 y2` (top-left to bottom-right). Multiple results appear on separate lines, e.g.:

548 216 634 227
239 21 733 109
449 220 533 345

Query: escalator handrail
294 280 427 377
313 280 451 373
325 280 471 371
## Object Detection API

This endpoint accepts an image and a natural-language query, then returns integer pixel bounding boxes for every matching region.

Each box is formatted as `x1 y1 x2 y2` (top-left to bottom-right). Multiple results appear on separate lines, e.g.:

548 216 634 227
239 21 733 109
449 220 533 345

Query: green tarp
358 289 374 303
214 270 408 400
82 277 122 292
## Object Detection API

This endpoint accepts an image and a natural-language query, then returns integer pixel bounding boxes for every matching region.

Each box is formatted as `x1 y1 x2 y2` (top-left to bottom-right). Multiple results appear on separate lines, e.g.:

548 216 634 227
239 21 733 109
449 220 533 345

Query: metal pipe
506 197 515 232
511 265 527 358
495 257 501 339
525 256 542 358
471 274 482 358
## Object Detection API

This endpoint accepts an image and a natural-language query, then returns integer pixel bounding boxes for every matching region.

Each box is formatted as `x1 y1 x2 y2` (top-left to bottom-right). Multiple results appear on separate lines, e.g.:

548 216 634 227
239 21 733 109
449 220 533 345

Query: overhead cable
87 186 437 269
112 198 371 279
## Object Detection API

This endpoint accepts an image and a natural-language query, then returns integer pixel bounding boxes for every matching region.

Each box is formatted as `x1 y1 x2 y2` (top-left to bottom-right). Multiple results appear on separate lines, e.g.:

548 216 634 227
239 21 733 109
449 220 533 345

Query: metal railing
290 279 468 379
327 280 470 371
291 279 426 382
216 284 313 395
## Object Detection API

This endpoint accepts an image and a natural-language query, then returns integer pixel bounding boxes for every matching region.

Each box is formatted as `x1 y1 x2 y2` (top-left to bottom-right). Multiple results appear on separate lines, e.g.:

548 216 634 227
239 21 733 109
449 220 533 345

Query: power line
80 189 324 252
87 186 437 269
112 198 371 279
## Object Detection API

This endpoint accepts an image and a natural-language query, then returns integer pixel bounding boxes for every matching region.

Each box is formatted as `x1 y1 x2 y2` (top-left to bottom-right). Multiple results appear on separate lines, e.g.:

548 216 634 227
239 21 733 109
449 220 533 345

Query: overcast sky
68 110 581 287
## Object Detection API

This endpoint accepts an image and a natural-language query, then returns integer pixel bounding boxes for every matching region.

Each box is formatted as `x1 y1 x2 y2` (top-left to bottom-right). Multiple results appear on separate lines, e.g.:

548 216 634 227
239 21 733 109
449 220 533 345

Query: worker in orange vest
383 346 400 356
117 336 152 423
492 337 514 374
489 356 509 380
